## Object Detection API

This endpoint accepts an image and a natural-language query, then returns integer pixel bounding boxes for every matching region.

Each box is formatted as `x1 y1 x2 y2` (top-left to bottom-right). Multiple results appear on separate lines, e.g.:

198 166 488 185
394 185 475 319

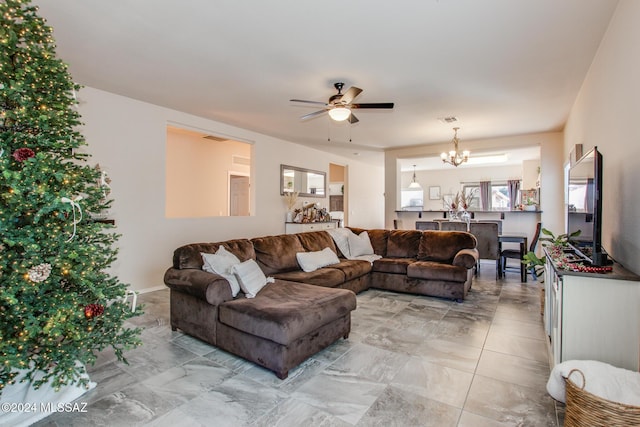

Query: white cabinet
285 221 338 234
544 249 640 371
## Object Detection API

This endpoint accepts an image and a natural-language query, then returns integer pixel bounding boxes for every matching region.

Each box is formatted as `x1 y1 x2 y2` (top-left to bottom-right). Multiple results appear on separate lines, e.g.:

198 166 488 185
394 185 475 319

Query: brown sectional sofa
164 228 478 379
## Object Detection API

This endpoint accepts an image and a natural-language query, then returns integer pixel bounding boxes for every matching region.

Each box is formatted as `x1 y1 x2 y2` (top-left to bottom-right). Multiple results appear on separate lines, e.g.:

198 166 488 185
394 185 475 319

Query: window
462 182 511 210
491 184 510 210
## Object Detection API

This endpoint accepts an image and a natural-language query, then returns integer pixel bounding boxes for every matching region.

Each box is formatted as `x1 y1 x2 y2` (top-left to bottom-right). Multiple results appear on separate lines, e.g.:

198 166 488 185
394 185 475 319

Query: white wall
77 87 384 292
564 0 640 274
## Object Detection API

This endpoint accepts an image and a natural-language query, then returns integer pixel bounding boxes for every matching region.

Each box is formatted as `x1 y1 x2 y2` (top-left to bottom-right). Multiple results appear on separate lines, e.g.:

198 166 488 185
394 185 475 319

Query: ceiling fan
290 82 394 124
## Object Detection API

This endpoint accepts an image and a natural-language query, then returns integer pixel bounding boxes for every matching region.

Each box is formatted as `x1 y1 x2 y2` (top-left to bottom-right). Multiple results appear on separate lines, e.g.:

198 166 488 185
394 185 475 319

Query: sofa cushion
417 231 477 262
297 231 337 253
372 257 416 275
328 259 372 281
272 267 346 288
407 260 468 282
386 230 422 258
218 280 356 345
252 234 305 275
173 239 255 269
296 248 340 272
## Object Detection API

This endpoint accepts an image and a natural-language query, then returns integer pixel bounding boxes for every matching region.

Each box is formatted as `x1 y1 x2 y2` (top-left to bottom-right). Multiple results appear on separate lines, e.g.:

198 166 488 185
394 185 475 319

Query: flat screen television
567 146 607 265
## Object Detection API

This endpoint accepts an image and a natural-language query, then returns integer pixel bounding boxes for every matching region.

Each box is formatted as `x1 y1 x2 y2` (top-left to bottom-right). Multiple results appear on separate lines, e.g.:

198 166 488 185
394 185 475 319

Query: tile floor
34 263 564 426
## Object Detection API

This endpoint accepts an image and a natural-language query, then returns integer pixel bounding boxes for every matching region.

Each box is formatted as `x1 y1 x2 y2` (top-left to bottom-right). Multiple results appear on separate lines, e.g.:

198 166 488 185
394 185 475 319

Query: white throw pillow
296 247 341 272
201 246 241 297
231 259 274 298
326 228 353 258
348 231 374 257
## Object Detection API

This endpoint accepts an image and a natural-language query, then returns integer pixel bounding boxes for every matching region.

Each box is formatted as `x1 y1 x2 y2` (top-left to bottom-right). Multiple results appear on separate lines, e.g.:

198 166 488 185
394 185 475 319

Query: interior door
230 174 250 216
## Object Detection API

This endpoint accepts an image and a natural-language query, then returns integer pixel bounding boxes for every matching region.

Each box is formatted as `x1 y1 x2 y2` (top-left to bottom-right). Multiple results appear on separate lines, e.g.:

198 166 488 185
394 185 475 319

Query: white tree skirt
0 363 95 427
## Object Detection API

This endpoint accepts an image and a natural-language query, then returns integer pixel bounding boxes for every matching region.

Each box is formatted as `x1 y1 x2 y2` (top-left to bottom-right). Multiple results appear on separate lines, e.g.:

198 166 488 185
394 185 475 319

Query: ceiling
36 0 618 163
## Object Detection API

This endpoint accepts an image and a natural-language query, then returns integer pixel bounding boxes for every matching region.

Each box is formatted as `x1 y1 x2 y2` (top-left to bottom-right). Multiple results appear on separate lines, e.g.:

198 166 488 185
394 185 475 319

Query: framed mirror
280 164 326 198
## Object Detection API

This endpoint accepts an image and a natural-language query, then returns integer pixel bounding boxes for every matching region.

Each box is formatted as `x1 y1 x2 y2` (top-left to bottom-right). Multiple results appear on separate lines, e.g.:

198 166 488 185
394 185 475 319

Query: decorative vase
460 209 471 224
285 211 293 222
524 205 537 211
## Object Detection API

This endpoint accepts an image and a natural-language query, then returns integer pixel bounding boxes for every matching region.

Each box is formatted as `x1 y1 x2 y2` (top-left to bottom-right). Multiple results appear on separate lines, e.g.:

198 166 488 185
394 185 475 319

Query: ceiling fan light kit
328 106 351 121
441 127 470 167
291 82 394 124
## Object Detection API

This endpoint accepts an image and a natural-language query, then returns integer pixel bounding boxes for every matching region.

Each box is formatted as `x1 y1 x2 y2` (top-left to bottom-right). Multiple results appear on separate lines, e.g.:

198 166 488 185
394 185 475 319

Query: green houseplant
522 228 582 279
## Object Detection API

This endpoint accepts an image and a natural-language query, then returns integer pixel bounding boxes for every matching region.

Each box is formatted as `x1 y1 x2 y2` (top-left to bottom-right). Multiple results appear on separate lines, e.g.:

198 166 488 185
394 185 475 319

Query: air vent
438 116 458 124
202 135 227 142
232 155 250 166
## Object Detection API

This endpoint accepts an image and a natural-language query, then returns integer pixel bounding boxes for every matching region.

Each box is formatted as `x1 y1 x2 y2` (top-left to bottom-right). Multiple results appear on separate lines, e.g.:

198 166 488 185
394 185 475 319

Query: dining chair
472 219 503 233
501 222 542 280
468 222 501 279
415 220 439 230
440 221 468 232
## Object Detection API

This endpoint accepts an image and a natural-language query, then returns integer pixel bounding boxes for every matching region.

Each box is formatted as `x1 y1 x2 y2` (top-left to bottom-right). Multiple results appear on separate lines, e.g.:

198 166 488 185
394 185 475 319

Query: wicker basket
564 368 640 426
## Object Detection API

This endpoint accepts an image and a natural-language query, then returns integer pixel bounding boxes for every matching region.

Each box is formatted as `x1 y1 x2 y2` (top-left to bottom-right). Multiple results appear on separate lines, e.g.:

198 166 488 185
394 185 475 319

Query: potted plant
522 228 582 279
522 228 581 314
523 197 537 211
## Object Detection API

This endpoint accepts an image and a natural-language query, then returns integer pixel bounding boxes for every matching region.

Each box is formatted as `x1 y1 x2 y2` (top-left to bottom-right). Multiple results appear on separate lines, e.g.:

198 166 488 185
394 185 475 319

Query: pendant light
408 165 422 189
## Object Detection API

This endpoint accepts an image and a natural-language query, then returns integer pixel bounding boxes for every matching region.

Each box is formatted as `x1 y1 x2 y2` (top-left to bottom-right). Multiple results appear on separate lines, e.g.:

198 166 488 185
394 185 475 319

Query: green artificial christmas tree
0 0 142 394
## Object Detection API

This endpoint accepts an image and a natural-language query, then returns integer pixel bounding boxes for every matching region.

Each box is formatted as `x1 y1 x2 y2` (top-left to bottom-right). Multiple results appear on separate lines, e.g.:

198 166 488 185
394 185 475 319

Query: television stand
543 247 640 371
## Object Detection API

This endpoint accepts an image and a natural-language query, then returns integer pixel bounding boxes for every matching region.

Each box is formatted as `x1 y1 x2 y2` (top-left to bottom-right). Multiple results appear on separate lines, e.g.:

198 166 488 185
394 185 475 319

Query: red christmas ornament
12 147 36 162
84 303 105 319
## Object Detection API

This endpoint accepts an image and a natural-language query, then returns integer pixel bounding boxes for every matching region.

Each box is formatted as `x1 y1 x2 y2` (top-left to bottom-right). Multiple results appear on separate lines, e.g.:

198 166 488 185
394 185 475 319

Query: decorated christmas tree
0 0 142 394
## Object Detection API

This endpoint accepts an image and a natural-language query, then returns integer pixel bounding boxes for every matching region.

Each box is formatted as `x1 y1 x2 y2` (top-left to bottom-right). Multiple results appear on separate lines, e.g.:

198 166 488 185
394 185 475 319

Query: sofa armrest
164 268 233 306
452 248 479 269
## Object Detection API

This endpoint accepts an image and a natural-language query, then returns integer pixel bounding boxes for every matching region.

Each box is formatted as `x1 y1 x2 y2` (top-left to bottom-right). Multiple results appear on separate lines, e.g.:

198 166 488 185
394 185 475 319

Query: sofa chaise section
217 279 355 379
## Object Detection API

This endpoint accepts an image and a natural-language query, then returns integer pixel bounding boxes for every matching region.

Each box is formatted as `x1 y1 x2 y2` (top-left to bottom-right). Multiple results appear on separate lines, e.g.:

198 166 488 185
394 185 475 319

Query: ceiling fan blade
300 110 328 120
290 99 328 106
348 113 359 124
339 86 363 104
351 102 394 109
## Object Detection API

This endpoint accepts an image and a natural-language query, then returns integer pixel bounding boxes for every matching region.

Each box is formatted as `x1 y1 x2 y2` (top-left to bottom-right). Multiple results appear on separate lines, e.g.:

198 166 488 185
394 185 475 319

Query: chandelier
441 127 470 167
